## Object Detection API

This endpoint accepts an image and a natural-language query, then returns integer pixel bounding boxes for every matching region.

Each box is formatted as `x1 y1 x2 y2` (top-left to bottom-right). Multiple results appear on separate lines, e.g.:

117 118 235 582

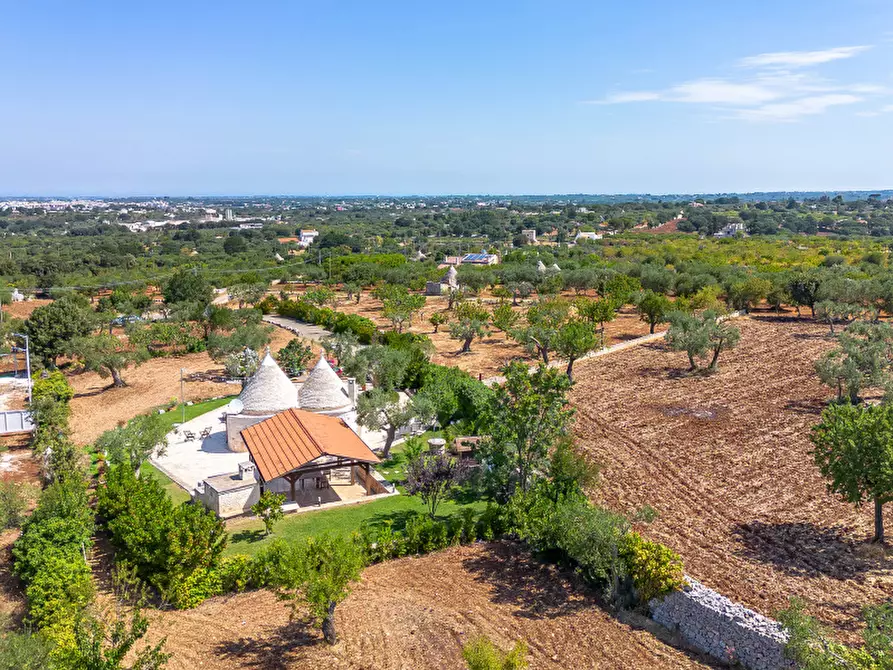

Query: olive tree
449 302 490 354
665 310 740 372
68 334 150 387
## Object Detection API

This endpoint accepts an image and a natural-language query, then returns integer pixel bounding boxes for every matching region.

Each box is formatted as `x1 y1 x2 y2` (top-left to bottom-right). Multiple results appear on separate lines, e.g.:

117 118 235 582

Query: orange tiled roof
240 408 379 481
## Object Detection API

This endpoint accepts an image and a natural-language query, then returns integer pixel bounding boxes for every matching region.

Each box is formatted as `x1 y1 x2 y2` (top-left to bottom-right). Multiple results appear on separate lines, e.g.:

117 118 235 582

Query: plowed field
147 543 714 669
571 315 893 639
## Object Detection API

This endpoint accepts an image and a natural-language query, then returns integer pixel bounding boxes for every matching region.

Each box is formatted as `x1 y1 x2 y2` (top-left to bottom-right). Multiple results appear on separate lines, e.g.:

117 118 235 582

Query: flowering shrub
619 531 684 604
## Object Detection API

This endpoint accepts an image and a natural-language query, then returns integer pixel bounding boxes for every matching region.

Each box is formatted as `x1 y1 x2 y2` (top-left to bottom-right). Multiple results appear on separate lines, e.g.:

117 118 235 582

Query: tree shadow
214 620 320 669
73 383 118 399
749 314 804 324
461 542 592 620
637 366 694 380
733 521 890 581
230 529 266 545
792 331 831 340
783 399 827 416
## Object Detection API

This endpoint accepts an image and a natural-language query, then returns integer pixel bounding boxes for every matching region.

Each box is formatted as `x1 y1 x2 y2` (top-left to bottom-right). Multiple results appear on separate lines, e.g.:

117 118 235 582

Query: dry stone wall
650 577 793 670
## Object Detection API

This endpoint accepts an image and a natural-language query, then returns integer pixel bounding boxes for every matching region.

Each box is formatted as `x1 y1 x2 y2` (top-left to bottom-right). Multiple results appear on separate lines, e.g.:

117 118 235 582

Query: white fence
0 410 34 435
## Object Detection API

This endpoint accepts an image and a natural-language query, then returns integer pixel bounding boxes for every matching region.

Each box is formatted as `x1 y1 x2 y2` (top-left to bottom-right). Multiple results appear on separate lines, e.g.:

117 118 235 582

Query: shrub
554 503 626 587
462 636 528 670
217 555 254 593
250 490 286 536
12 475 94 649
0 482 28 529
98 466 228 609
164 566 222 610
277 299 377 344
619 532 684 604
24 555 94 633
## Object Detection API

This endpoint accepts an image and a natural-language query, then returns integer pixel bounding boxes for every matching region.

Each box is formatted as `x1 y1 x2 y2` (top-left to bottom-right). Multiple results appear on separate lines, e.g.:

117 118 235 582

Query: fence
0 410 35 435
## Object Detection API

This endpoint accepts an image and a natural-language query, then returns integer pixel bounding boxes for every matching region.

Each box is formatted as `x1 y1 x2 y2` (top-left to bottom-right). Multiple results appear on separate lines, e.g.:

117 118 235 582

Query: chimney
346 377 357 405
238 462 256 481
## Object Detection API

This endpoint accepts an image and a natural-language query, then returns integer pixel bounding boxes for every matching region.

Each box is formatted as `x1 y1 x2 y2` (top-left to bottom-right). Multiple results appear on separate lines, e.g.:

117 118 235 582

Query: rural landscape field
4 1 893 667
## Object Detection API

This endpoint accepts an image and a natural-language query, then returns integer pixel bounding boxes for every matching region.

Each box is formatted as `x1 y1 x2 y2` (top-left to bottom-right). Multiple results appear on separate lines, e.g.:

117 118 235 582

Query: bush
619 532 684 604
24 555 94 634
97 466 227 609
462 636 528 670
0 482 28 529
12 474 94 649
217 555 254 593
277 299 377 344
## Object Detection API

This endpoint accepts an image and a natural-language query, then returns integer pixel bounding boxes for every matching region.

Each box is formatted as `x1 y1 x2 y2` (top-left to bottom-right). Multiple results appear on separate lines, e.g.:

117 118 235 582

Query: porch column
363 463 371 496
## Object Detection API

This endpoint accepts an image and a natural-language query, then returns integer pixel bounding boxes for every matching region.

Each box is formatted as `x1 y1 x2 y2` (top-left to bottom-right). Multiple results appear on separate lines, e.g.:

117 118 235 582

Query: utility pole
180 368 186 424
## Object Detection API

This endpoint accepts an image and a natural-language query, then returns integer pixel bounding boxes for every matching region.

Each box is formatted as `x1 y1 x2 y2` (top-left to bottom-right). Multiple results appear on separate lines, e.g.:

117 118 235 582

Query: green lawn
156 395 236 432
225 492 487 556
225 431 487 555
142 462 192 506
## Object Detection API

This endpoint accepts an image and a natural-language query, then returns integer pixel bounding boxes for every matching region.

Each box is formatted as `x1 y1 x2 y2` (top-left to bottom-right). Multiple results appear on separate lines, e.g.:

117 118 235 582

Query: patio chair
182 430 196 441
199 427 212 440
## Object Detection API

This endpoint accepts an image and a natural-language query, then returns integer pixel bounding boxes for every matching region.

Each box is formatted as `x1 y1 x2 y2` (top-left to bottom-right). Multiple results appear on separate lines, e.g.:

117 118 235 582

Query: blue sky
3 0 892 196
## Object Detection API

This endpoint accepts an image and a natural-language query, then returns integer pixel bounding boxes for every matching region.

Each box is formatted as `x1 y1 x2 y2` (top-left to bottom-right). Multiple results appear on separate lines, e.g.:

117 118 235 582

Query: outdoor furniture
182 430 196 441
199 427 212 440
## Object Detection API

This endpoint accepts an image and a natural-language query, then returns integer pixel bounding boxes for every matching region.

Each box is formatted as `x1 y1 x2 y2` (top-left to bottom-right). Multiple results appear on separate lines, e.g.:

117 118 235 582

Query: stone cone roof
300 354 351 412
551 263 561 272
238 352 299 415
441 265 459 288
537 260 547 273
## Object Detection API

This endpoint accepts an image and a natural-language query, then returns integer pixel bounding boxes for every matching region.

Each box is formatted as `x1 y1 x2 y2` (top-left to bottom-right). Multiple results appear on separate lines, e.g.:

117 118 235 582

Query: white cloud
599 91 662 104
737 45 871 69
735 94 862 122
587 43 887 122
665 78 783 105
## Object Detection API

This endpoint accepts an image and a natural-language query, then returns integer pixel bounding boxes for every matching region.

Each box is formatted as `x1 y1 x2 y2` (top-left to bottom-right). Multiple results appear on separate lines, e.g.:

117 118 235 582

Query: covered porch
240 407 393 512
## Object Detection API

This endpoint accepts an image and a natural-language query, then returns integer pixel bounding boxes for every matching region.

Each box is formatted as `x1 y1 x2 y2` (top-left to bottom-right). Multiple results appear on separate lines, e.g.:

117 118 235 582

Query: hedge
275 298 377 344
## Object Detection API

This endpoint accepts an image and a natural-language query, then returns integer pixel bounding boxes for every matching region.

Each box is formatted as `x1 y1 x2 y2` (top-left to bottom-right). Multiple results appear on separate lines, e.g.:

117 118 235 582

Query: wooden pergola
275 457 375 502
239 408 381 503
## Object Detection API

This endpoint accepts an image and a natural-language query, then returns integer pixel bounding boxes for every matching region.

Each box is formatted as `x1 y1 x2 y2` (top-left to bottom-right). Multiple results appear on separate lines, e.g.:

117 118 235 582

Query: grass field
225 493 487 556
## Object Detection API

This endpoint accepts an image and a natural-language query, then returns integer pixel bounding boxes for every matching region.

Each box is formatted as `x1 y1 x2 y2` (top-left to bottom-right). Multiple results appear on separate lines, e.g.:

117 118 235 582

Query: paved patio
151 406 398 495
151 410 244 491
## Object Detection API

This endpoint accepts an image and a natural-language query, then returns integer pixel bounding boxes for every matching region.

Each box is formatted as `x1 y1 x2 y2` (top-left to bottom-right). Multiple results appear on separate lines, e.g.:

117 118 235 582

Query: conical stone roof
300 354 351 412
536 260 547 273
238 352 299 415
441 265 459 288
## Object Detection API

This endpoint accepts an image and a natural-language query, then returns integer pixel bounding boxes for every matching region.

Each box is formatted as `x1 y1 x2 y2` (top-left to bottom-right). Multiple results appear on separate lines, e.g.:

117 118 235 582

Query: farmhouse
461 252 500 265
426 265 459 296
299 229 319 247
195 351 384 517
574 231 602 243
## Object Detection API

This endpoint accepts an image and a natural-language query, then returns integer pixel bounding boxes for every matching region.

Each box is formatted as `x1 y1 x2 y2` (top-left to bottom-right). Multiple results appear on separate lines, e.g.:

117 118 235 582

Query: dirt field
68 323 311 445
146 542 714 670
0 298 52 321
570 314 893 639
282 289 654 380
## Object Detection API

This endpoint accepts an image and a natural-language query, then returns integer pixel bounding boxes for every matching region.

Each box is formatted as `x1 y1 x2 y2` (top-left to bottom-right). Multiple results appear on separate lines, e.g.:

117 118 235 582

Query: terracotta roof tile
240 409 379 481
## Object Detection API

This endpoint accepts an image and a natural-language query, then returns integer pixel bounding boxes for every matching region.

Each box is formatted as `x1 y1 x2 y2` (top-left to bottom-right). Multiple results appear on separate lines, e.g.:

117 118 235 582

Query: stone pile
650 577 793 670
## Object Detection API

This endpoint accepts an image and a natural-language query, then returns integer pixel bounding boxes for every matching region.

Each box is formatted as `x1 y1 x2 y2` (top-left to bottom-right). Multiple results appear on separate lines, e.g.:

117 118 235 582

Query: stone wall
650 577 792 670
